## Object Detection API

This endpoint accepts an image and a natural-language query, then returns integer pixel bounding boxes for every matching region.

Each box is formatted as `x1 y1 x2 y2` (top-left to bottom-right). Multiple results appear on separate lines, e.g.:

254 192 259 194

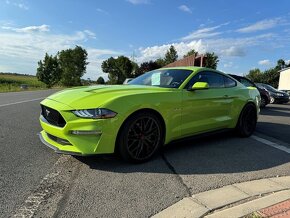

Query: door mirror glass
190 82 209 90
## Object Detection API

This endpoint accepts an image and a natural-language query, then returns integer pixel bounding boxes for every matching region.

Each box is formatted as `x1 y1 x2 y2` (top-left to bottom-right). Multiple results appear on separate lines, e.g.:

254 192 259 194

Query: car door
180 71 236 137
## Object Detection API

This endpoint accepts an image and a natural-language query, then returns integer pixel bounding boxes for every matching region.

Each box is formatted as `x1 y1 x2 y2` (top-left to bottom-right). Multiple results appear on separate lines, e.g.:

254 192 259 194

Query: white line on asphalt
0 98 44 107
12 155 71 218
251 135 290 154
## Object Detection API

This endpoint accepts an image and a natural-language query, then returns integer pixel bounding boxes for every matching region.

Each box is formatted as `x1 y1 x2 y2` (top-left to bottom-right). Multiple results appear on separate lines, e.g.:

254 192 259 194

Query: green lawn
0 73 47 92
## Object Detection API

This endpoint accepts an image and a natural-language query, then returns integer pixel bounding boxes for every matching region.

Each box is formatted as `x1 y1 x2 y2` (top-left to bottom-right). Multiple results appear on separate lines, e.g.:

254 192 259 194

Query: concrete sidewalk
153 176 290 218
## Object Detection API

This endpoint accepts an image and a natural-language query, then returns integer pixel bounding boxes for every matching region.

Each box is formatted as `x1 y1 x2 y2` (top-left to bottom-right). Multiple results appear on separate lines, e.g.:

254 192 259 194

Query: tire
270 96 275 104
117 111 164 163
236 104 257 137
260 96 267 108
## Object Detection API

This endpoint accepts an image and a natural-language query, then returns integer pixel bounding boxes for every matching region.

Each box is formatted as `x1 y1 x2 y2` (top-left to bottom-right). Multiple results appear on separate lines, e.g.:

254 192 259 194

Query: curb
152 176 290 218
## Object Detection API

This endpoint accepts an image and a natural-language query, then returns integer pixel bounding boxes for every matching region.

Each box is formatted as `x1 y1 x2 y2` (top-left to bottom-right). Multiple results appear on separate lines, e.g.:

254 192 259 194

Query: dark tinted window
185 71 225 89
224 76 236 88
239 78 255 87
205 72 225 88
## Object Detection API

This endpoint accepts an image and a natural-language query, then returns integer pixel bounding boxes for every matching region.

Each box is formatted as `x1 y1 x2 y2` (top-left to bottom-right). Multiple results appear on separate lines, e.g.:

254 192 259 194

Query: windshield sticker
151 73 161 86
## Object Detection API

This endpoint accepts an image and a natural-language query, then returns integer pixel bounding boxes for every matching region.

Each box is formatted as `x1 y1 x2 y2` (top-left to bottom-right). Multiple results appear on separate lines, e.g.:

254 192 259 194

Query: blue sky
0 0 290 80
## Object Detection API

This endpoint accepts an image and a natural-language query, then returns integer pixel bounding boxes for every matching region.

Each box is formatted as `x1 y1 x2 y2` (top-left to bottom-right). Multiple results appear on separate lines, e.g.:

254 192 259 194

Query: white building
278 67 290 91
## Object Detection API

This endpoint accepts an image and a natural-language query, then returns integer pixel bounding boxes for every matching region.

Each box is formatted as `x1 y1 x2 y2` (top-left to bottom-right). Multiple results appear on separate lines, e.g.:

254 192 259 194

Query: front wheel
117 112 164 163
236 104 257 137
270 96 275 104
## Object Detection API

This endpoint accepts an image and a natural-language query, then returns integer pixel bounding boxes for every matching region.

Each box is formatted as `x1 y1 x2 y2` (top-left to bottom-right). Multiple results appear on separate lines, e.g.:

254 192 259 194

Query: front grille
41 105 66 127
46 133 71 145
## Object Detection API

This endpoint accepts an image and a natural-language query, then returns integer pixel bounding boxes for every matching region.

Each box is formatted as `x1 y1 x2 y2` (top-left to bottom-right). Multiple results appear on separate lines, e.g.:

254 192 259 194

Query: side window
185 71 225 89
240 78 255 87
205 72 225 88
224 76 237 88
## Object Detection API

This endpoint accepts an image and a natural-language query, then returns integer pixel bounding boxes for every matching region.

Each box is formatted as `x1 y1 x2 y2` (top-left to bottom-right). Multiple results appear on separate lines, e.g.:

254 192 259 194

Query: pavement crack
161 154 192 196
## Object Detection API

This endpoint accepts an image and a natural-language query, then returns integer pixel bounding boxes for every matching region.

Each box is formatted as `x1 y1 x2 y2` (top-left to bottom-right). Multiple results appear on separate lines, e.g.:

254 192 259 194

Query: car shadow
257 121 290 144
266 105 290 111
260 107 290 117
75 130 290 175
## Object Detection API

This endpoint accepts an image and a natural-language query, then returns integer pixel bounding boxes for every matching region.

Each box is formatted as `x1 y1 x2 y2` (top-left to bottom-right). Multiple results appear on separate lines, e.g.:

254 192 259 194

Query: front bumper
274 96 289 104
39 98 123 155
38 132 85 156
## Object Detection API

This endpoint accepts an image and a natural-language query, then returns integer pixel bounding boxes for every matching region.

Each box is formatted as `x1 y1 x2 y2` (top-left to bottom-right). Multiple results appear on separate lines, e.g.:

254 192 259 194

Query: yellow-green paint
39 67 260 155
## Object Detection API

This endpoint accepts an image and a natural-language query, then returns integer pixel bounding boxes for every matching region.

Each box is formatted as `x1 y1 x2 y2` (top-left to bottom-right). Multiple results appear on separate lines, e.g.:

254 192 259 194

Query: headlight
72 108 117 119
276 93 284 97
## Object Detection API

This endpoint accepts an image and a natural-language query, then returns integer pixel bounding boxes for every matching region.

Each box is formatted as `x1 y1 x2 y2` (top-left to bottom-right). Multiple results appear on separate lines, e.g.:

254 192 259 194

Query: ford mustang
39 67 260 162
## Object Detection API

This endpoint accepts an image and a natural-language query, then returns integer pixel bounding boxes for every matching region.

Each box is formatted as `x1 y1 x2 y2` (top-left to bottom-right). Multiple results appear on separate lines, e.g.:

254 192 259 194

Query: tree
96 76 105 84
276 59 286 70
156 58 166 67
36 53 61 88
184 49 198 58
131 61 139 76
135 61 161 77
204 52 219 69
245 59 284 88
246 68 263 82
58 45 88 86
101 56 134 84
164 45 178 65
263 68 280 88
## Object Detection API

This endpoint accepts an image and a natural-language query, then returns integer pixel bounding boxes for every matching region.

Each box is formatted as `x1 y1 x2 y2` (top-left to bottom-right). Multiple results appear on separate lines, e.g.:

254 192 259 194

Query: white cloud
237 18 282 33
0 28 120 79
258 59 271 66
223 62 233 68
136 33 275 64
221 46 246 57
178 5 192 14
127 0 150 5
83 30 96 39
285 60 290 65
137 40 205 63
2 24 50 33
96 8 109 15
5 0 29 10
181 23 229 41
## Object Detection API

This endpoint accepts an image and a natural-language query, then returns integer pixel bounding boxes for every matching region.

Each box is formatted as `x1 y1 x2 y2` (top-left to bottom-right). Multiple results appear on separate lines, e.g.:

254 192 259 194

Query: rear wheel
117 112 164 163
236 104 257 137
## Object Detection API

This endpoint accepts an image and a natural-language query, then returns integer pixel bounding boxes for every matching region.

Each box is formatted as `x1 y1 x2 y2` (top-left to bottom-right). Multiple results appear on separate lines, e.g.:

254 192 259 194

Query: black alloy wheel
236 104 257 137
117 112 163 163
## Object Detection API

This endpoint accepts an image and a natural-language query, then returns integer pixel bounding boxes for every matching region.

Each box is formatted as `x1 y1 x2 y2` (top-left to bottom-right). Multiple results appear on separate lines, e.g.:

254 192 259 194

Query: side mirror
189 82 209 91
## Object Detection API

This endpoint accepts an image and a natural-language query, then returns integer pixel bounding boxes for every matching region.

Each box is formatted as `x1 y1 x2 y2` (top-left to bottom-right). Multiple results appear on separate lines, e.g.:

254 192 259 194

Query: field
0 73 47 92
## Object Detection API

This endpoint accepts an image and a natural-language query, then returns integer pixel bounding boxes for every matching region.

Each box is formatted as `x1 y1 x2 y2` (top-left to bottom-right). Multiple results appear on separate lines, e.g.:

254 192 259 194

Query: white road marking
12 155 71 218
0 98 44 107
251 135 290 154
13 172 60 218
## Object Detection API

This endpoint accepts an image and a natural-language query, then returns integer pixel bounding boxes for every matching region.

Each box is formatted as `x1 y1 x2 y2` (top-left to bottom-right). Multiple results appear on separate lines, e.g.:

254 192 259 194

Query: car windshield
261 84 278 92
128 69 192 88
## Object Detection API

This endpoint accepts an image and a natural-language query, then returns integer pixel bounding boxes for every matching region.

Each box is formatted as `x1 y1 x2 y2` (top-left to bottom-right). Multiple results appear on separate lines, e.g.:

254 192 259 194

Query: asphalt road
1 90 290 218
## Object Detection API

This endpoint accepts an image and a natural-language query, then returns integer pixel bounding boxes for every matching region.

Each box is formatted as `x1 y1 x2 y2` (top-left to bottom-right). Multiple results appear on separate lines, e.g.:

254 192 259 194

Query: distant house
164 54 207 68
278 67 290 91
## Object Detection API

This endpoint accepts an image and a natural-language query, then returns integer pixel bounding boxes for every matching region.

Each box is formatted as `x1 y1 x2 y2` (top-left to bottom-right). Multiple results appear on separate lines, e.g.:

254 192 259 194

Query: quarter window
185 71 225 89
224 76 236 88
239 78 255 87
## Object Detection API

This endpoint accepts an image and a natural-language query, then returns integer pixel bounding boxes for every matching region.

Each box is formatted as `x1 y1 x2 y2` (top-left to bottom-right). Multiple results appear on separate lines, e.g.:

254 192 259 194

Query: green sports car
39 67 260 162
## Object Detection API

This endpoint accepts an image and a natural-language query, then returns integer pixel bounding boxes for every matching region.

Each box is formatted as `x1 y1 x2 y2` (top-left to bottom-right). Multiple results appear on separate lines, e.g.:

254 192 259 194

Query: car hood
45 85 174 109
